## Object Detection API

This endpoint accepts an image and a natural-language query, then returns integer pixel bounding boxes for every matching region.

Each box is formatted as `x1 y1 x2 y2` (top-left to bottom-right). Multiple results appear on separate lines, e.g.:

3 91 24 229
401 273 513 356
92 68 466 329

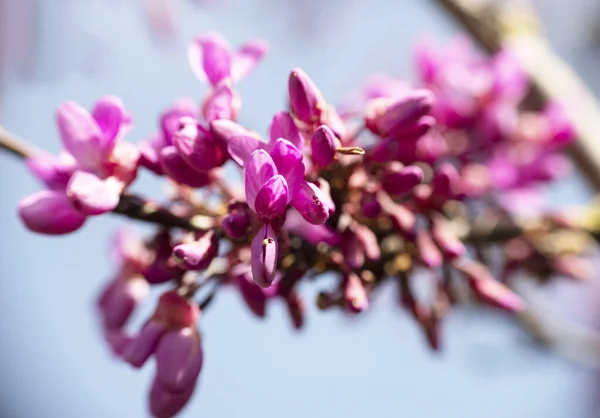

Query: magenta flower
288 68 346 137
173 116 228 173
188 32 268 86
18 190 87 235
172 230 219 271
97 228 150 331
227 112 304 166
310 125 339 167
139 98 197 175
119 291 203 417
222 202 251 240
98 275 149 330
18 97 138 234
365 89 435 138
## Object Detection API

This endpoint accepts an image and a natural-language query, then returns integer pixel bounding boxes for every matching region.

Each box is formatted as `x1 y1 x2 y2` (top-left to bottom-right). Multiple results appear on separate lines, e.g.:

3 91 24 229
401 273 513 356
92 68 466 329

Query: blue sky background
2 0 600 417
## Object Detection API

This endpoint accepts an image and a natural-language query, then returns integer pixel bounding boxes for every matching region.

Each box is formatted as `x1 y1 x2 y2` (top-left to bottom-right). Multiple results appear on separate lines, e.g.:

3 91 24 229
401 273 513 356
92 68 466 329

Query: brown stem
0 126 40 158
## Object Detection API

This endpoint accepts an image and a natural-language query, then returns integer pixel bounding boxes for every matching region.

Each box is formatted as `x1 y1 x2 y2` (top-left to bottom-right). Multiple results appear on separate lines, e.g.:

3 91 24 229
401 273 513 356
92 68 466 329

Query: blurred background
1 0 600 417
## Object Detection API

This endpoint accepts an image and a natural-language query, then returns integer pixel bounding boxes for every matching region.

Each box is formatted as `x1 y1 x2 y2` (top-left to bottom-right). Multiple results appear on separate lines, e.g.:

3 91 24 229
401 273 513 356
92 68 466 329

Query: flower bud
285 209 341 246
251 223 279 288
341 230 364 270
222 204 250 240
360 191 382 218
67 170 121 215
254 175 289 221
160 98 197 145
173 117 226 172
97 275 149 330
290 181 332 225
311 125 338 166
149 376 196 418
288 68 325 125
155 328 203 393
381 165 424 196
365 90 434 137
432 162 461 201
18 190 87 235
143 232 183 284
122 321 166 368
159 146 213 188
172 230 219 271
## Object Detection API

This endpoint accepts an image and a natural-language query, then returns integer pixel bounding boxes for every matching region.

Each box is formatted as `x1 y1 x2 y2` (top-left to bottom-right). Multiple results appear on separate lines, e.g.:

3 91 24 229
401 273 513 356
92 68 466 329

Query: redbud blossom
172 230 219 271
18 190 87 235
251 223 279 288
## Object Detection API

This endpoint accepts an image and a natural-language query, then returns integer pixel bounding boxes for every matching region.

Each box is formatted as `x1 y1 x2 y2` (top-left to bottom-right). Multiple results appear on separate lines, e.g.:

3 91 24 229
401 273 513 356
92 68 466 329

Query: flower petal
231 39 268 82
149 377 196 418
172 230 219 270
155 328 203 393
284 209 341 246
245 149 277 212
26 151 75 190
188 33 232 86
310 125 337 167
139 134 168 175
251 223 279 288
268 112 303 152
254 175 289 220
67 170 121 215
288 68 325 125
202 83 239 122
269 138 305 198
91 96 130 148
97 276 149 330
122 321 166 368
160 98 198 145
159 146 212 188
18 190 87 235
173 117 225 172
56 101 105 171
227 135 262 167
290 181 331 225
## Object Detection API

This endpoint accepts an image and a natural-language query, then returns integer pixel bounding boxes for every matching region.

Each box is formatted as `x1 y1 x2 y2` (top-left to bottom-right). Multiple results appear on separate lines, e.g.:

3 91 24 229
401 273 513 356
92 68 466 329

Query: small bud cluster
16 33 589 417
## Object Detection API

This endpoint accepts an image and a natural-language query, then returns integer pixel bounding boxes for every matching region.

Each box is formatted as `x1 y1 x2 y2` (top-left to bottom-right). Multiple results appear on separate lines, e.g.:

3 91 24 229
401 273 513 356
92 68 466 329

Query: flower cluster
16 33 590 417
